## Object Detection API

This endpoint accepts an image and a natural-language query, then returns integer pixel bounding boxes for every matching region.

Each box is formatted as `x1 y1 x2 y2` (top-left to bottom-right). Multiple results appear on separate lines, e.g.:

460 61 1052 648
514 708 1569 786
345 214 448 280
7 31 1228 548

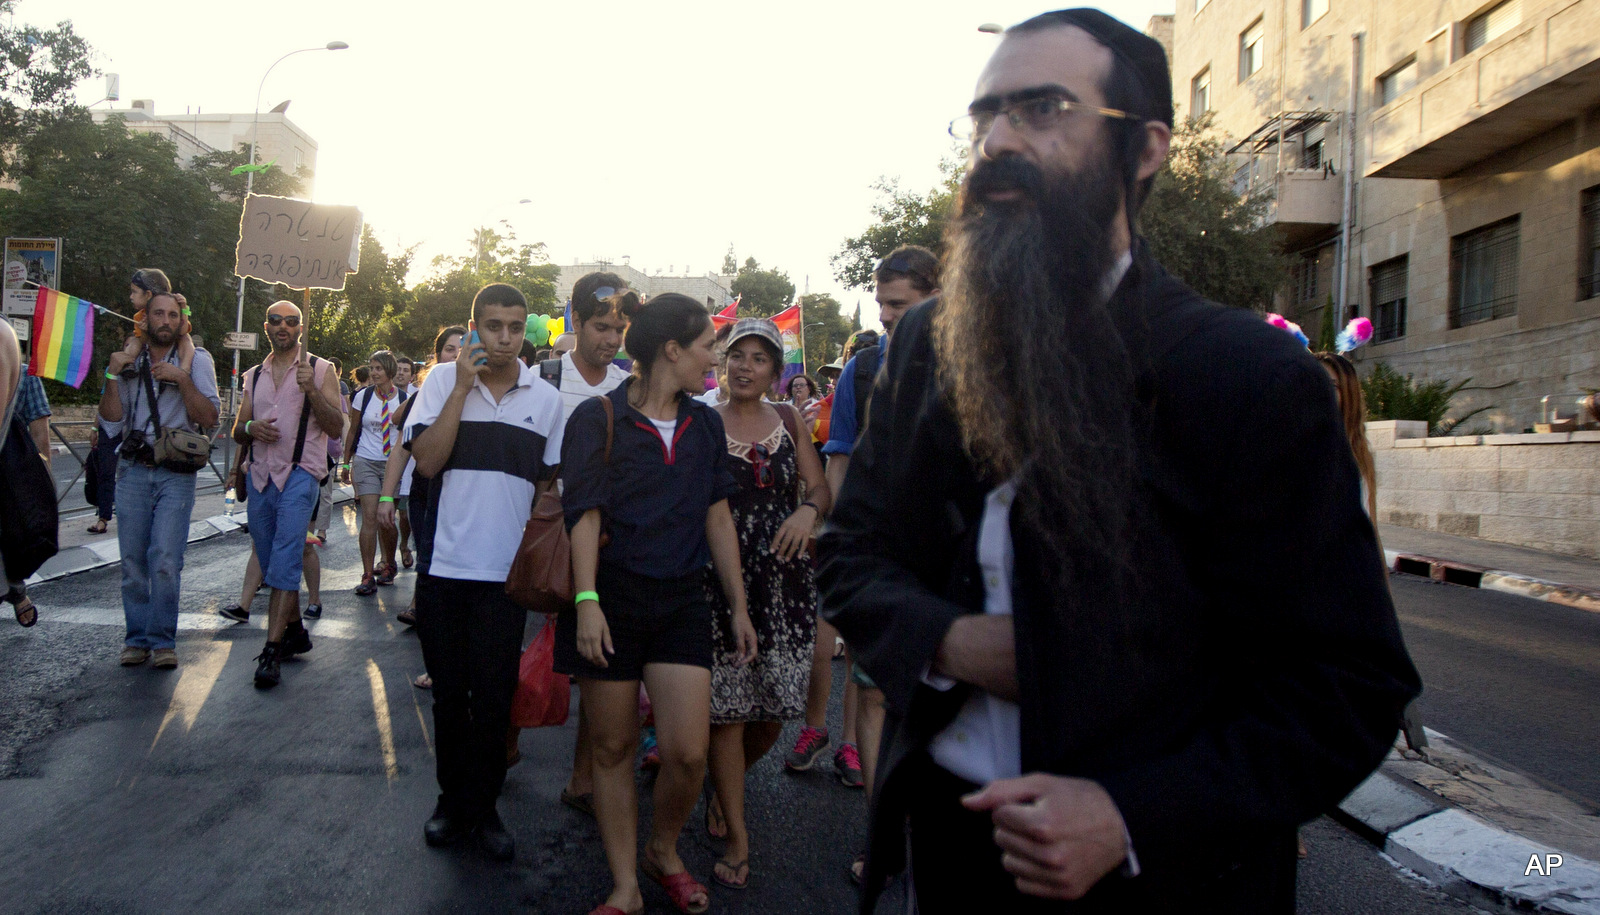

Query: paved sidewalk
1380 523 1600 613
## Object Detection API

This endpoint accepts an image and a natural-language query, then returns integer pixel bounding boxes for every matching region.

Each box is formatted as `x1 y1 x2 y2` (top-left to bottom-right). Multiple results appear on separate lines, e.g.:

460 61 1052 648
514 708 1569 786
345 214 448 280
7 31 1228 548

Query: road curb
25 486 356 588
1337 768 1600 914
1384 549 1600 614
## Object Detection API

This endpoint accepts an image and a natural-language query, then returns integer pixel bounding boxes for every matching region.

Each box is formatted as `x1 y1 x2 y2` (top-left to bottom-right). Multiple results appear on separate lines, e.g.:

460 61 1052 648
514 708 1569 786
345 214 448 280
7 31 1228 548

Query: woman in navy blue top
558 293 756 915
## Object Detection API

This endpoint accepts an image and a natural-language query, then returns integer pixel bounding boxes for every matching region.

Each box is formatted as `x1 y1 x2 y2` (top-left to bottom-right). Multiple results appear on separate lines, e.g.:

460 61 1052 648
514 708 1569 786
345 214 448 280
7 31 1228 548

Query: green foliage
305 226 415 373
0 2 95 179
397 227 560 360
1362 362 1492 436
833 155 964 289
1314 293 1337 352
0 111 307 403
722 245 737 275
1137 114 1288 310
730 256 795 318
796 293 854 375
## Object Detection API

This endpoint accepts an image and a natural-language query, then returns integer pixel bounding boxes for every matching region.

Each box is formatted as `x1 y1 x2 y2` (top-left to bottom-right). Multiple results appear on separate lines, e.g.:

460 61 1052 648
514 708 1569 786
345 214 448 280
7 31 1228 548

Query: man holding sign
232 301 343 689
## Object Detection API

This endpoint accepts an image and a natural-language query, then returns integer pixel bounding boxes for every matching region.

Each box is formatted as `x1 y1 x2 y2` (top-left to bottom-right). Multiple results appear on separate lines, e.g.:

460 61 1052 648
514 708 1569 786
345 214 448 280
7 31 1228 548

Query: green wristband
379 496 395 504
575 590 600 606
244 420 253 435
105 371 117 381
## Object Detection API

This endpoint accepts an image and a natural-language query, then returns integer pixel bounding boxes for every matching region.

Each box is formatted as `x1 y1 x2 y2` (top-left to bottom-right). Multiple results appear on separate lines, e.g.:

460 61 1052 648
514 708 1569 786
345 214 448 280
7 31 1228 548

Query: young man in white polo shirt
406 283 564 862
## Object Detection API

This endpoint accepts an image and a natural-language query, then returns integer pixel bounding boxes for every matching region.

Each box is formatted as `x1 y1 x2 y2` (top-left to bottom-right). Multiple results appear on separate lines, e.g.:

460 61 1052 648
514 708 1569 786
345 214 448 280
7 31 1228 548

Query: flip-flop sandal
712 858 749 890
412 673 432 689
560 788 596 817
640 854 709 915
86 520 108 534
11 595 37 628
849 852 866 886
401 547 414 569
395 608 417 626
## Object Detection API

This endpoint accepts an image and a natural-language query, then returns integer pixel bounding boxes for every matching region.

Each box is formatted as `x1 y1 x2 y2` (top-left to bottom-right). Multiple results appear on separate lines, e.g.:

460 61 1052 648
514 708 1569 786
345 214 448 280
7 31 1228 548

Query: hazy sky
43 0 1170 326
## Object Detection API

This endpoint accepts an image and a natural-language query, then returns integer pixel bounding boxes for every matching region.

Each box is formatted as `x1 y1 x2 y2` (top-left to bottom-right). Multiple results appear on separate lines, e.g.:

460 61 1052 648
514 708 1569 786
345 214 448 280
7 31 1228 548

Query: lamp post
473 198 533 273
229 40 349 410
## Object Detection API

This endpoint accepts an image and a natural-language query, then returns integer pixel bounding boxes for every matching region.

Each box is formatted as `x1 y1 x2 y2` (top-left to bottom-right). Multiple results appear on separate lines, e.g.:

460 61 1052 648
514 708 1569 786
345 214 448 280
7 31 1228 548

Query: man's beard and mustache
933 148 1139 600
148 324 179 347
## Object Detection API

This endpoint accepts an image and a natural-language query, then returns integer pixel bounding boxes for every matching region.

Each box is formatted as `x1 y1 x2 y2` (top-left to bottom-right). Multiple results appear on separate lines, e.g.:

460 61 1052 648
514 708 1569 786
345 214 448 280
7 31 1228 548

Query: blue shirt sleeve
561 396 611 528
702 406 742 504
821 354 860 456
15 373 50 423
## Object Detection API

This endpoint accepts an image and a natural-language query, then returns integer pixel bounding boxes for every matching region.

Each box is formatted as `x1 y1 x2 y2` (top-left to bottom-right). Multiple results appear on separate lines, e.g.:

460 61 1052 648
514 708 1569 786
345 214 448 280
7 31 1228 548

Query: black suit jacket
817 245 1421 913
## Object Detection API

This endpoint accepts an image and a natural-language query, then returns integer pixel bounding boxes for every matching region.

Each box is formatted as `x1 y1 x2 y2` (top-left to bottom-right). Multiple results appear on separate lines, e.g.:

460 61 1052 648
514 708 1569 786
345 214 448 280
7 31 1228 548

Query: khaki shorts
351 455 387 497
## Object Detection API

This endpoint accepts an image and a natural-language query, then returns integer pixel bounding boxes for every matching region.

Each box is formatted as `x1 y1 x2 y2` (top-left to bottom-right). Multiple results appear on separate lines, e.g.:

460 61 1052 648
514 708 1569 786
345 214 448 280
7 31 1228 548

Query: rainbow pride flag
771 303 805 389
29 286 96 388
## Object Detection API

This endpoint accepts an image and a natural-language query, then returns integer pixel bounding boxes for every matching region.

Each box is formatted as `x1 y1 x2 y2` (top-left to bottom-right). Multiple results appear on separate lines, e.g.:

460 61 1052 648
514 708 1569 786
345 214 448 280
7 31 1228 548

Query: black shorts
554 563 711 681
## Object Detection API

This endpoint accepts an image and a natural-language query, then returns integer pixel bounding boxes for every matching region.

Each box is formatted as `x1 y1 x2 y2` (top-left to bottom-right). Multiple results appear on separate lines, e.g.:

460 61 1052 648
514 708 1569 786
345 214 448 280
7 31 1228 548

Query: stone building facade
91 100 320 195
1169 0 1600 430
554 263 734 312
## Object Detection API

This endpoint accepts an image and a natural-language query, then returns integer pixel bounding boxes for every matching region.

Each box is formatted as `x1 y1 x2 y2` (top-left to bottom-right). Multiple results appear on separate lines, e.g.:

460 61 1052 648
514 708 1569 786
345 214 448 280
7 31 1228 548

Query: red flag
718 296 740 319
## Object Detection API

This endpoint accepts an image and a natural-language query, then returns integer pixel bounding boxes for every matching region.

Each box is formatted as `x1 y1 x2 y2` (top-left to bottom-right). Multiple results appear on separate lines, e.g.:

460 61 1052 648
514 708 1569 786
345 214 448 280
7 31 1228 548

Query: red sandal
641 853 709 914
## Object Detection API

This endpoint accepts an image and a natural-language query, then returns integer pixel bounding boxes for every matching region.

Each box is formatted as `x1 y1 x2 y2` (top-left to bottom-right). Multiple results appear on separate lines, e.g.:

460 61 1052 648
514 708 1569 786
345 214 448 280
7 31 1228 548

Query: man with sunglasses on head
819 11 1419 912
100 291 220 671
543 272 633 817
231 302 344 688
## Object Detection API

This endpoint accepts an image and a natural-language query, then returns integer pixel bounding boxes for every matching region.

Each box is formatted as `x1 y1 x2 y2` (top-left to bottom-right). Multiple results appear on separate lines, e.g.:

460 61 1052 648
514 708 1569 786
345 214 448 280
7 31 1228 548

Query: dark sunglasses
750 442 774 489
266 314 302 327
593 286 641 311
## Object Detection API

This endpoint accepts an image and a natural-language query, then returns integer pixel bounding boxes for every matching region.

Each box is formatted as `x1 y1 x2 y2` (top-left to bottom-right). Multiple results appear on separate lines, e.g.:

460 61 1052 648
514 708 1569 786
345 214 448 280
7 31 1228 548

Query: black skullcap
1012 8 1174 128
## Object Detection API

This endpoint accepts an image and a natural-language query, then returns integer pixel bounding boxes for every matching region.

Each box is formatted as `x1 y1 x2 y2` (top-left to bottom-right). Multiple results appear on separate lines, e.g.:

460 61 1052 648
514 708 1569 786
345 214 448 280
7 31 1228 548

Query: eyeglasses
749 443 774 489
948 95 1138 142
266 314 302 327
592 286 641 312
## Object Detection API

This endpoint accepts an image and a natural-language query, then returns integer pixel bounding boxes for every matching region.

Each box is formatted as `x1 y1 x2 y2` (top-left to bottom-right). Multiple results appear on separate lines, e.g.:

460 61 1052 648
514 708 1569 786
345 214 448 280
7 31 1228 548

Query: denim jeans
116 460 198 650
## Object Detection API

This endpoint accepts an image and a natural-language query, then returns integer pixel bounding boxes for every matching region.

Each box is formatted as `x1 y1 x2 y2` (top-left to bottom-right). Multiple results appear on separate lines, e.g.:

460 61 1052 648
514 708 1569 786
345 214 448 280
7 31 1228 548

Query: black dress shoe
424 810 473 847
476 809 515 862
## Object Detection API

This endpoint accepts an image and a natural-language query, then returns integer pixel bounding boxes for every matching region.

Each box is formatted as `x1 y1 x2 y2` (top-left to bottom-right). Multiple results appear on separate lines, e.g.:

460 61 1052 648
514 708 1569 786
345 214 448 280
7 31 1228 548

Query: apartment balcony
1228 112 1345 248
1368 0 1600 179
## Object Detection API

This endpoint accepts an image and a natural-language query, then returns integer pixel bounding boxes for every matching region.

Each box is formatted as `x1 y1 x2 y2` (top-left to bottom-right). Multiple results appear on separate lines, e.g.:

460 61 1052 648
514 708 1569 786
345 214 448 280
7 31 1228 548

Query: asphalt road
0 518 1497 913
1390 573 1600 806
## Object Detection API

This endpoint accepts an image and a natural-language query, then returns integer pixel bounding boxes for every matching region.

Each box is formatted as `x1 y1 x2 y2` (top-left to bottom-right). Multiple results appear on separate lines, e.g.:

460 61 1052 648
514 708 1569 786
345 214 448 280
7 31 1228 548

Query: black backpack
0 410 59 581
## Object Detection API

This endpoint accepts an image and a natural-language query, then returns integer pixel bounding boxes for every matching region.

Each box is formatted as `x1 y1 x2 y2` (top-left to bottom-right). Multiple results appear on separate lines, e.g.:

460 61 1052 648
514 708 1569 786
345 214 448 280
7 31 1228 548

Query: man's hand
454 334 487 390
149 361 187 385
249 417 282 444
962 774 1129 901
296 348 316 393
377 499 397 531
107 337 142 375
933 614 1018 701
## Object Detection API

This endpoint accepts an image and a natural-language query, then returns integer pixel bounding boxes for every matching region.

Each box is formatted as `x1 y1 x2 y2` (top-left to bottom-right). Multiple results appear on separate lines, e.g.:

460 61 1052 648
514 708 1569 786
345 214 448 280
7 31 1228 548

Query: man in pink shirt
232 301 345 688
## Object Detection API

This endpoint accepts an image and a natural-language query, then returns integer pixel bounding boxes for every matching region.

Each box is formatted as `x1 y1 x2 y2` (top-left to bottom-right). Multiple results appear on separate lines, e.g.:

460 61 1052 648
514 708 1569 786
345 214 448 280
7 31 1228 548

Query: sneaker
119 646 150 666
834 743 864 788
218 603 249 623
784 726 831 771
151 648 178 670
354 576 376 596
302 603 323 620
281 623 313 658
253 643 282 689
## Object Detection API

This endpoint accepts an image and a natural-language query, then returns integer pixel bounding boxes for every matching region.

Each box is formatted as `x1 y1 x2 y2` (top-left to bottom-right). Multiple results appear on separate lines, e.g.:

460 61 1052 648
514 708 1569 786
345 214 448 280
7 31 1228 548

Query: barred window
1379 59 1418 107
1450 217 1519 327
1581 186 1600 300
1464 0 1520 55
1370 256 1408 342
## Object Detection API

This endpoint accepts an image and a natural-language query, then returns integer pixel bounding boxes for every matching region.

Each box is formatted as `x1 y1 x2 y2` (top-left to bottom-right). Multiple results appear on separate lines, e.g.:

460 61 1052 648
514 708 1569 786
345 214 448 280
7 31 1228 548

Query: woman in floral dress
706 319 831 890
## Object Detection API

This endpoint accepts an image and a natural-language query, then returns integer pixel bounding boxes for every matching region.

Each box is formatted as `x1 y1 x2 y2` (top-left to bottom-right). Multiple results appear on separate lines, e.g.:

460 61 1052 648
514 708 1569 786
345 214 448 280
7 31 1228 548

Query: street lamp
229 40 349 410
473 198 533 272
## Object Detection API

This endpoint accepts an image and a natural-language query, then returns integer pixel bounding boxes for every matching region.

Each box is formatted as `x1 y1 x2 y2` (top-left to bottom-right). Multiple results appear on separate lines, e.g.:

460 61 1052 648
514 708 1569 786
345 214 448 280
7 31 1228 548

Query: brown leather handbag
505 397 612 614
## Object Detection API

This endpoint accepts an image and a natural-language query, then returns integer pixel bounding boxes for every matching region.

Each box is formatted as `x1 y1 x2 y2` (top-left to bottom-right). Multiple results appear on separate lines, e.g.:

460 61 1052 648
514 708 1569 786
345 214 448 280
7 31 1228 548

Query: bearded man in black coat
816 9 1421 914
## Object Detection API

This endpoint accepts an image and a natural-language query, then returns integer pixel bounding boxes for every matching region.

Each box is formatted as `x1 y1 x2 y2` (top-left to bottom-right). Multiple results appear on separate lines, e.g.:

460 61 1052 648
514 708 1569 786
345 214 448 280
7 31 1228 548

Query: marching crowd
0 11 1425 914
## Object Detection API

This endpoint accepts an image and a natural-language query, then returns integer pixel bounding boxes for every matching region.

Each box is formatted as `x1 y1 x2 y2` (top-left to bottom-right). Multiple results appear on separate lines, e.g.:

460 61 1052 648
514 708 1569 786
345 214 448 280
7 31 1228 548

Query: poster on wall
3 238 62 341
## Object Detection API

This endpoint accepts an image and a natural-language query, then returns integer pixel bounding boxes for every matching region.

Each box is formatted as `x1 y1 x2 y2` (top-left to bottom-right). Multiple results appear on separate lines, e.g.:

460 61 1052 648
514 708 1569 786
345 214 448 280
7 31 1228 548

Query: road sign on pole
223 331 260 351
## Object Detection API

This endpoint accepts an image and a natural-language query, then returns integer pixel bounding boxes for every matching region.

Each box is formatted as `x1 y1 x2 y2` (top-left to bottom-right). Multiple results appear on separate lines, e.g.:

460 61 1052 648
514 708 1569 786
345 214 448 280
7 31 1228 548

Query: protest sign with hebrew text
234 195 362 290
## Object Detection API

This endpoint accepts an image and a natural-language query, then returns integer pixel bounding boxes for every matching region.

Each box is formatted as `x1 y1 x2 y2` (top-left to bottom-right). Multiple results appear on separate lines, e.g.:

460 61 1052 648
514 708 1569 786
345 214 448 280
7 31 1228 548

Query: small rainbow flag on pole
29 286 96 388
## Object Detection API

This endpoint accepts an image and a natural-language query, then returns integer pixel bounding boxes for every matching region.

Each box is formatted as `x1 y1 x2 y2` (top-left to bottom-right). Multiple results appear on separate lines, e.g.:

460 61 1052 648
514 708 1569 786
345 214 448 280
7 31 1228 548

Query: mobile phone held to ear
467 329 488 366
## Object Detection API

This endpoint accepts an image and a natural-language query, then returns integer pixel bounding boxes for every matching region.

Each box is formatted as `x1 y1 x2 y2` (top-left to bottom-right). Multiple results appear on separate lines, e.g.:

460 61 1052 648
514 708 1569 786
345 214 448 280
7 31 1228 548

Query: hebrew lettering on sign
234 195 363 290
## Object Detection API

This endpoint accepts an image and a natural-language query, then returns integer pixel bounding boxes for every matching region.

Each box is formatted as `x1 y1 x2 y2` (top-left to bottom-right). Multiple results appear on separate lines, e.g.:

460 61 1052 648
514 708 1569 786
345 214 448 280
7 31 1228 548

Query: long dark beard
933 151 1138 597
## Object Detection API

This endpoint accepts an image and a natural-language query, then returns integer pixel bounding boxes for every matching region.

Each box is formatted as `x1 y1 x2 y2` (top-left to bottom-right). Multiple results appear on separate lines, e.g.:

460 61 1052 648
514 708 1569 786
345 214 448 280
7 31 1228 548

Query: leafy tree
0 2 96 179
0 111 306 402
306 226 415 373
1362 362 1491 436
722 245 737 275
730 256 795 318
1314 292 1337 352
1141 114 1287 310
833 154 964 289
795 293 854 375
400 227 560 359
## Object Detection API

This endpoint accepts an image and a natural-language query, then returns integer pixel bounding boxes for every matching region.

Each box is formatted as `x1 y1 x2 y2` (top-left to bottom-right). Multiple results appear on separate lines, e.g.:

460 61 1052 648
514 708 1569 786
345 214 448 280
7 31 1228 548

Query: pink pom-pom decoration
1264 313 1310 348
1335 317 1374 354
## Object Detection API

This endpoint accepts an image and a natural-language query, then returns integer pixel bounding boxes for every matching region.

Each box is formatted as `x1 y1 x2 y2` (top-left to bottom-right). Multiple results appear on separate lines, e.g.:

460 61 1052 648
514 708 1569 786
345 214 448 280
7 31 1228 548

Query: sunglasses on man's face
266 314 302 327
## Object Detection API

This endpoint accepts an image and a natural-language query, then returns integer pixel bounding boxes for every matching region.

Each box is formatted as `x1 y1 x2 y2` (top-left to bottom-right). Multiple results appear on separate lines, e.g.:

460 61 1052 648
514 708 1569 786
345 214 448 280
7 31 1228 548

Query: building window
1233 161 1255 196
1191 68 1212 114
1464 0 1521 55
1299 139 1324 170
1292 252 1321 305
1378 58 1418 106
1581 186 1600 300
1240 19 1265 81
1303 0 1329 28
1370 256 1408 342
1450 217 1520 327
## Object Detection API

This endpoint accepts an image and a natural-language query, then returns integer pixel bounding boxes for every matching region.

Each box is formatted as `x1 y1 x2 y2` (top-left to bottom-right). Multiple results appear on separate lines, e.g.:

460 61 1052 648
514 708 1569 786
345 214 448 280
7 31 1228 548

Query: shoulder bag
505 396 613 614
141 357 210 473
